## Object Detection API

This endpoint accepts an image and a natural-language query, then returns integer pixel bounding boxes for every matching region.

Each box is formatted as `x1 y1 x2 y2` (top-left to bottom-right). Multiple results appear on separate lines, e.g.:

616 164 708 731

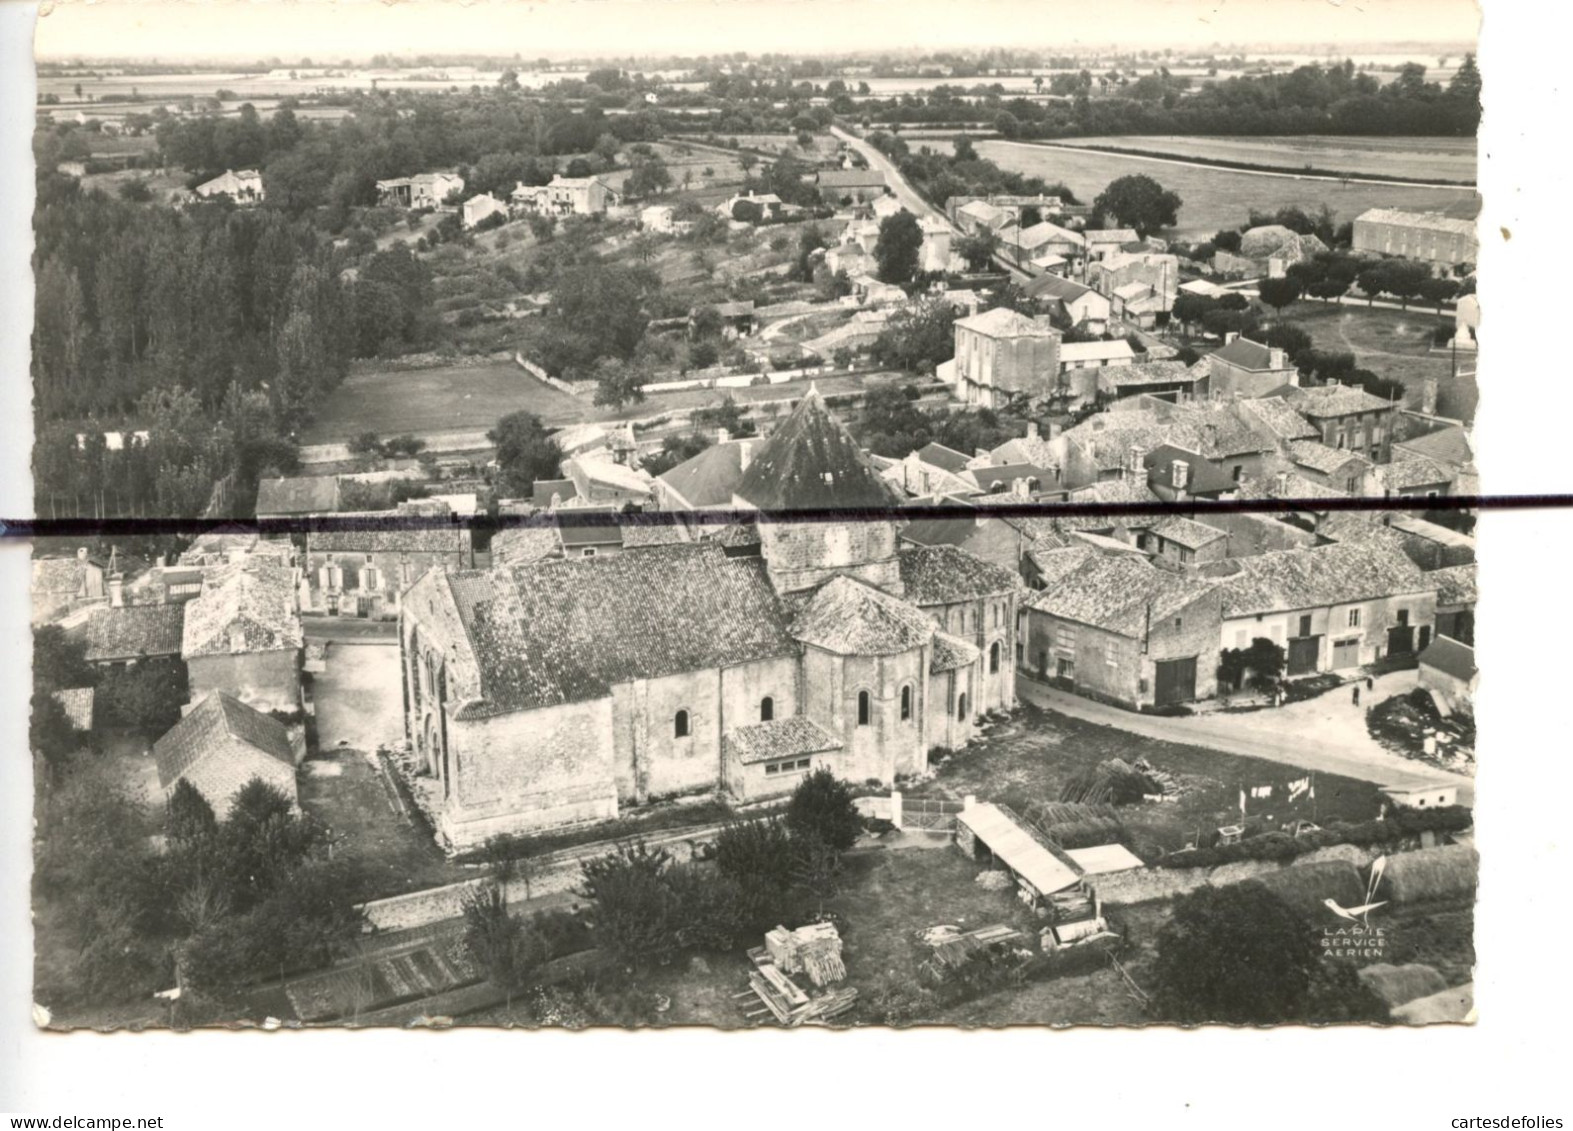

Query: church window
956 692 968 722
760 696 774 722
857 691 871 726
990 641 1001 674
674 709 690 738
900 685 912 721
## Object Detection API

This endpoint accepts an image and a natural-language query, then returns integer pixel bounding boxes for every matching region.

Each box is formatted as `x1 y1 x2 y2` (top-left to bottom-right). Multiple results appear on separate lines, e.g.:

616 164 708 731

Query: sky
33 0 1480 63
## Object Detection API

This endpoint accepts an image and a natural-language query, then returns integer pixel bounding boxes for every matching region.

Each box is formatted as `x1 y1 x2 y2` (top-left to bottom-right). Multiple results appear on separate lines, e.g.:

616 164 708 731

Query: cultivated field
965 140 1481 238
1065 135 1477 184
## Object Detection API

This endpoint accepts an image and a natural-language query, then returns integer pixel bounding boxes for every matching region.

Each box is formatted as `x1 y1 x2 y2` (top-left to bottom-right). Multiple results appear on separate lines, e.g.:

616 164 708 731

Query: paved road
832 125 956 233
1017 674 1474 807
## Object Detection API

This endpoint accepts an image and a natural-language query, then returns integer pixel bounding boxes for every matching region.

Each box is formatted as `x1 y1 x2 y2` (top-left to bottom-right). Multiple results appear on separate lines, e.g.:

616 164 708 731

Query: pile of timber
1136 758 1180 802
920 923 1026 983
764 923 846 988
741 946 858 1026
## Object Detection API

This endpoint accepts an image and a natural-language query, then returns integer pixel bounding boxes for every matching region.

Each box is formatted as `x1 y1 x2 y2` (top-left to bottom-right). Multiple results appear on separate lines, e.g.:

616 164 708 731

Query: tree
579 842 680 971
489 410 562 497
591 357 649 410
33 623 94 692
1217 637 1285 693
955 229 1000 272
31 691 80 777
873 210 924 284
869 297 960 376
1257 276 1302 321
714 816 796 894
95 657 188 733
785 768 863 852
1171 292 1213 337
460 883 549 1006
1092 174 1181 238
167 780 219 847
1153 883 1315 1023
624 156 672 199
790 833 846 916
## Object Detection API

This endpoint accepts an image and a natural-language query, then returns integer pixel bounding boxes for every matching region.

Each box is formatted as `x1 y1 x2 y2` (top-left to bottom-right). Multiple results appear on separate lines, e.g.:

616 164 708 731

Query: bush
785 768 863 852
96 657 188 733
1157 806 1473 869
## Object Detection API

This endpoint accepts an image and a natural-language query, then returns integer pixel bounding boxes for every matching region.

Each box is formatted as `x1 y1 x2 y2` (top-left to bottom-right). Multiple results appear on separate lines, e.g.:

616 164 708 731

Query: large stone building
1352 208 1478 273
944 307 1062 409
399 391 1024 849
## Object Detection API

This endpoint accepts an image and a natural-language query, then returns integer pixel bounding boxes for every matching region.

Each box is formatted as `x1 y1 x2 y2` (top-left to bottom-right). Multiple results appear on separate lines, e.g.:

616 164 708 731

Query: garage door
1153 657 1198 706
1387 625 1416 656
1287 635 1321 676
1330 638 1361 669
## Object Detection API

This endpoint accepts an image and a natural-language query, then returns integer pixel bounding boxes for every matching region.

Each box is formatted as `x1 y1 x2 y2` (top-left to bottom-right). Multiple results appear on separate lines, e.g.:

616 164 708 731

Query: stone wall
1092 842 1387 906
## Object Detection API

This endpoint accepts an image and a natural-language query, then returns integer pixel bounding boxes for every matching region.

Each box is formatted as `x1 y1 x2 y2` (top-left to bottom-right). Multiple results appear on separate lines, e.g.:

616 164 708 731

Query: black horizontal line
0 494 1547 539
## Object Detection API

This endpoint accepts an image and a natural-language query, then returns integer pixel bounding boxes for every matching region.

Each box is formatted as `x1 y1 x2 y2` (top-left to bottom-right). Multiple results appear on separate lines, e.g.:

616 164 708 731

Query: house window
1232 465 1243 481
674 709 690 738
1173 617 1182 631
989 642 1001 674
1397 609 1410 626
760 696 774 722
365 554 373 564
582 548 597 557
857 691 871 726
1298 614 1313 638
956 692 968 722
900 685 912 721
1348 608 1362 628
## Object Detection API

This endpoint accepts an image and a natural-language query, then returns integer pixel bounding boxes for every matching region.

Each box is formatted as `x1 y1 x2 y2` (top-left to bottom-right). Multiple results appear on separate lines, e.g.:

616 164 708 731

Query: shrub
785 768 864 852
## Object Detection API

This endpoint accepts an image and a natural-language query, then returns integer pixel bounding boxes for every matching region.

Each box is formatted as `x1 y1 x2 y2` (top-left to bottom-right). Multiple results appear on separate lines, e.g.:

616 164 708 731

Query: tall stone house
399 391 1026 849
943 307 1062 409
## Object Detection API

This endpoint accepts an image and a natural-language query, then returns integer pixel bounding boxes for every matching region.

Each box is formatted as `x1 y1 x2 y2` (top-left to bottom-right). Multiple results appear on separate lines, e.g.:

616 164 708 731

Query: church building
399 390 1024 849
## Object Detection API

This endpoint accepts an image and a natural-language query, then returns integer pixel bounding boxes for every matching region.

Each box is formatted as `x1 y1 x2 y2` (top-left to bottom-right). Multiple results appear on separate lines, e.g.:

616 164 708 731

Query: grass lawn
1065 135 1477 185
928 703 1386 856
966 140 1481 239
1287 303 1477 423
299 747 468 901
302 359 585 442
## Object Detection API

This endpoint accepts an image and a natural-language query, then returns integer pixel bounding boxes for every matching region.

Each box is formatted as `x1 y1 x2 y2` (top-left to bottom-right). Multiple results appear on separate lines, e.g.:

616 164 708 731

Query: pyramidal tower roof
734 386 899 511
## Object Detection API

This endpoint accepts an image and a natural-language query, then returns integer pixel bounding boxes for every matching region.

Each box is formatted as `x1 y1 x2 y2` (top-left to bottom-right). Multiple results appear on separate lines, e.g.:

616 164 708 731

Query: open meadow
1063 134 1476 184
956 139 1481 238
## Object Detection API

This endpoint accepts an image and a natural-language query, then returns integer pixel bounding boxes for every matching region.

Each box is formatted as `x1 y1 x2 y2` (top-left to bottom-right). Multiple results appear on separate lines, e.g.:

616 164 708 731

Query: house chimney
716 427 731 445
1275 472 1290 495
1269 348 1287 369
1026 421 1040 441
1421 376 1439 416
76 547 88 561
1172 459 1190 489
1126 445 1144 480
1225 331 1239 345
156 554 167 569
109 574 124 608
738 441 753 472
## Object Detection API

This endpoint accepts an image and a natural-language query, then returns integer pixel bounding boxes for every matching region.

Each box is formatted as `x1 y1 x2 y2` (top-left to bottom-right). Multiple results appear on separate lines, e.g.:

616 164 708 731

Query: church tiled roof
898 545 1023 606
929 631 980 674
734 388 901 511
445 544 799 717
791 575 935 657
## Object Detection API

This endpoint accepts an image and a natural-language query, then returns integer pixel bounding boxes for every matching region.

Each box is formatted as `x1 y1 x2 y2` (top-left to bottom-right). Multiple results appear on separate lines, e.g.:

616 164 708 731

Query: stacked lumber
764 922 846 987
742 945 857 1026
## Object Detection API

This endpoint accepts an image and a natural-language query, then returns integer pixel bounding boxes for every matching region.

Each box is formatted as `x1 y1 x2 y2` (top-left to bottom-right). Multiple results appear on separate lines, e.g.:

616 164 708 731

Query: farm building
461 193 509 229
194 168 264 204
377 171 465 210
513 174 619 216
181 558 304 714
1418 635 1478 713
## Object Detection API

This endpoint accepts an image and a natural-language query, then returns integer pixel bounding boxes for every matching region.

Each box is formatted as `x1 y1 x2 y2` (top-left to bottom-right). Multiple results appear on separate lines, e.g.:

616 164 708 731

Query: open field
302 356 890 445
965 140 1481 238
1289 303 1476 423
1065 135 1476 184
931 702 1386 855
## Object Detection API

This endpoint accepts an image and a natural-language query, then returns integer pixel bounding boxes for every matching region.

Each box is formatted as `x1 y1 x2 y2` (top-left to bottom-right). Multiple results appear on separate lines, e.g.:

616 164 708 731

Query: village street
831 125 956 234
1016 671 1475 807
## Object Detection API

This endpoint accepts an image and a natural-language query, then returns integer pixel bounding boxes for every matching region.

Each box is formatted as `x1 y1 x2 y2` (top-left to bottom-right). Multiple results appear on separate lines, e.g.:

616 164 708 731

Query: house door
1387 625 1416 656
1418 626 1432 652
1287 636 1321 676
1153 657 1198 706
1331 638 1361 669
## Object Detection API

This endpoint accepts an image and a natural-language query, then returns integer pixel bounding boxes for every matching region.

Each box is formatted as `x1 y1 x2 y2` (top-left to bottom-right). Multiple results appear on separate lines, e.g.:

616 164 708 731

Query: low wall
513 352 583 397
1092 843 1387 907
356 822 721 933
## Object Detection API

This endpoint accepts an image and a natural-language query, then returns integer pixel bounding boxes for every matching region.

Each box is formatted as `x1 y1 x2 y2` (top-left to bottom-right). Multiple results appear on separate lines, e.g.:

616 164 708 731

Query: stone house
461 193 509 229
1021 555 1222 709
377 171 465 210
31 548 108 625
1207 335 1299 399
1286 384 1399 464
1025 274 1109 333
304 502 471 619
947 307 1062 409
398 391 1023 848
153 692 300 817
194 168 264 204
512 174 619 216
1418 636 1477 713
1285 440 1378 495
1143 516 1230 568
816 168 888 204
181 559 303 714
1208 541 1437 677
85 603 186 667
1429 563 1476 645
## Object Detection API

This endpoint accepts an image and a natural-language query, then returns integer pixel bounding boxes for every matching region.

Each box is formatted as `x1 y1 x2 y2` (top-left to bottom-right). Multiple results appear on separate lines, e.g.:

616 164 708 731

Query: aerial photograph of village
24 0 1483 1034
